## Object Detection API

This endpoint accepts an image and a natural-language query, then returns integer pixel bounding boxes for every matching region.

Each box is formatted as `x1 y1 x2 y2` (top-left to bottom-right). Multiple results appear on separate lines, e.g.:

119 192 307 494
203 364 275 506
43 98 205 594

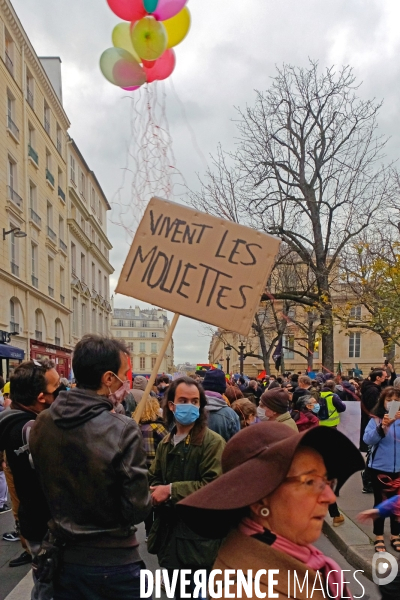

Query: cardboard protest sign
116 197 280 336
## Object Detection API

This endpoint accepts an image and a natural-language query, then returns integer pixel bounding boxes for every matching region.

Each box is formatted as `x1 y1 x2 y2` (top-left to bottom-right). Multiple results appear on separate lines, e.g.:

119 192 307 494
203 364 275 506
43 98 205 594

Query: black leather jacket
30 388 151 546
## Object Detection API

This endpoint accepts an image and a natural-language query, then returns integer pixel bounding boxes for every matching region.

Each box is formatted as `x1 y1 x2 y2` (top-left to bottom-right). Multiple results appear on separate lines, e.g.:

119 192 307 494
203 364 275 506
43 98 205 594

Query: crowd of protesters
0 338 399 599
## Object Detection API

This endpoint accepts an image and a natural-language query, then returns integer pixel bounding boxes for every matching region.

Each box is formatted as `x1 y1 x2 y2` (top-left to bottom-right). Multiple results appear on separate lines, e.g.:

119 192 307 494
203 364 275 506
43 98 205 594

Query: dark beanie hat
260 388 289 414
202 369 227 395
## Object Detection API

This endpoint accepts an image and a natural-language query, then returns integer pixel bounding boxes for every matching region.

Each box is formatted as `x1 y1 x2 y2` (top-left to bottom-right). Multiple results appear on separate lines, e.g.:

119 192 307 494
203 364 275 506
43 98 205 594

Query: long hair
164 376 208 430
134 396 162 423
372 386 400 419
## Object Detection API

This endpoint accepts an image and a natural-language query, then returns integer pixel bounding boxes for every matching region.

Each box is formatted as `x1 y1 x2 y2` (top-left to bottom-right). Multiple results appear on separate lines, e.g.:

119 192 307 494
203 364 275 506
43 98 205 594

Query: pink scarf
239 517 353 599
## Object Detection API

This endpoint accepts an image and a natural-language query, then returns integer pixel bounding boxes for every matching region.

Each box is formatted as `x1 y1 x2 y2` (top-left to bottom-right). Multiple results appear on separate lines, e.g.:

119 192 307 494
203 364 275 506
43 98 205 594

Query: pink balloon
153 0 188 21
112 59 146 87
107 0 147 22
123 85 141 91
143 48 176 82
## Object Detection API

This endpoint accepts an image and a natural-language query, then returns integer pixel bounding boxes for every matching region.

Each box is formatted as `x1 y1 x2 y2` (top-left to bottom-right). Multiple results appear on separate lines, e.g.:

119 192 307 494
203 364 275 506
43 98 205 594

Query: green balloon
144 0 158 13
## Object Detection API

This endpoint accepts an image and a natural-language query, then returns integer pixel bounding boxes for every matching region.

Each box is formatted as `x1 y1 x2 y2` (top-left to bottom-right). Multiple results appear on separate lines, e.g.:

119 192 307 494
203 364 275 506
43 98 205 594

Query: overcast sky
12 0 400 364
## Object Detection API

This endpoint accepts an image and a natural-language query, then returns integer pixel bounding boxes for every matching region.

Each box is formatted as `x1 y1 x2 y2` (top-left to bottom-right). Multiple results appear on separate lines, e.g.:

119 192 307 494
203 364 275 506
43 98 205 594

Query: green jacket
148 424 225 568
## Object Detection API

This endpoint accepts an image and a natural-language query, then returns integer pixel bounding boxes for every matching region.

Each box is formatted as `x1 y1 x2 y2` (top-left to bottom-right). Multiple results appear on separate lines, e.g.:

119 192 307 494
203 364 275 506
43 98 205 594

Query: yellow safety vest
319 391 340 427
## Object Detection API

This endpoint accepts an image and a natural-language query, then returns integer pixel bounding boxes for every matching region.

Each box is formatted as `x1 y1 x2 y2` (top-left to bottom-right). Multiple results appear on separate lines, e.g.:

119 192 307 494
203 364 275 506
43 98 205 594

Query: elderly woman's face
251 447 336 546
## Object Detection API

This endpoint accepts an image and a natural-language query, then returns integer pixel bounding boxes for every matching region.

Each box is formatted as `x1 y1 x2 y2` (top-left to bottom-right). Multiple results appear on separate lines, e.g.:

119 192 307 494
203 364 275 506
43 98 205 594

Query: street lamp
224 345 231 374
238 335 246 376
3 227 27 240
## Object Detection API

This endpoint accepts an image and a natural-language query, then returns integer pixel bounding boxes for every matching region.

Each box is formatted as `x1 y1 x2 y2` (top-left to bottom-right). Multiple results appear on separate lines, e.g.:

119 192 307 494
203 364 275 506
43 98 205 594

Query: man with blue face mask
148 376 225 600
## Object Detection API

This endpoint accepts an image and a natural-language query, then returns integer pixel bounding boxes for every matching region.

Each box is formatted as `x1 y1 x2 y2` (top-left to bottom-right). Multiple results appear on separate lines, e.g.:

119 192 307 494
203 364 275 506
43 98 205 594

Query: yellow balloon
164 6 191 49
112 23 141 63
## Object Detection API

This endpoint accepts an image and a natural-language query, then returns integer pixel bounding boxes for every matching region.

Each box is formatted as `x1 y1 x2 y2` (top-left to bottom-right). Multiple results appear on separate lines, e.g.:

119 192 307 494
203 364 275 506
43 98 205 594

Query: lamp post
238 335 246 376
224 345 231 374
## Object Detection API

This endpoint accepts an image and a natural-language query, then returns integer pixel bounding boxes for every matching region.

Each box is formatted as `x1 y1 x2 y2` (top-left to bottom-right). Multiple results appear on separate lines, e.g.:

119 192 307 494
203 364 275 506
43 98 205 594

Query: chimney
39 57 63 104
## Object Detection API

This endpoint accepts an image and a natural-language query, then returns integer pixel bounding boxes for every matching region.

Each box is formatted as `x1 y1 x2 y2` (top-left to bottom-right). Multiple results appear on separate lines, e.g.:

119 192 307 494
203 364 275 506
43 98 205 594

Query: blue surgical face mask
174 403 200 425
311 403 320 414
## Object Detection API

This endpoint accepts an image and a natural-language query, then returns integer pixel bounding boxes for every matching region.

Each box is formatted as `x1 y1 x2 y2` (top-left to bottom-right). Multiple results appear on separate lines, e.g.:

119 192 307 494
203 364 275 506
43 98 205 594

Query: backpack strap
14 420 35 456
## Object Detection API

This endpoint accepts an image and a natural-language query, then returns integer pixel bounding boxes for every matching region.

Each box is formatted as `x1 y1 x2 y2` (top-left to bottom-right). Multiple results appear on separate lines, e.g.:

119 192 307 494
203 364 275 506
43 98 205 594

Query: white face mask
257 406 266 419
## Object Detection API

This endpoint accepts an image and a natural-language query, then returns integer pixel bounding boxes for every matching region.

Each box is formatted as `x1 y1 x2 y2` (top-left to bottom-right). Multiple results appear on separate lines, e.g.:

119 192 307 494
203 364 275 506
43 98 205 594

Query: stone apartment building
111 305 174 375
209 299 388 378
0 0 113 378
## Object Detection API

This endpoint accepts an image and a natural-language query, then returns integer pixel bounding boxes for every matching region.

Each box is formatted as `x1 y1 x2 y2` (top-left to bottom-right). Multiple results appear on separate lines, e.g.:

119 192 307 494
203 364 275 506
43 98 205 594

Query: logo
372 552 398 586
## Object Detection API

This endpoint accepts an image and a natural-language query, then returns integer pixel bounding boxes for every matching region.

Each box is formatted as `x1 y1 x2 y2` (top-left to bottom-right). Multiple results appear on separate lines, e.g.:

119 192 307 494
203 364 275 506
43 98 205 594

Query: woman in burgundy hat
177 421 364 599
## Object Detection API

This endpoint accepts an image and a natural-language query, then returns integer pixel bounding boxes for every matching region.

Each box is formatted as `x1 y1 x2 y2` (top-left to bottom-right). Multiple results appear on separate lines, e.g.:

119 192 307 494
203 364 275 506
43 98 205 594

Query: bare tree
191 61 395 372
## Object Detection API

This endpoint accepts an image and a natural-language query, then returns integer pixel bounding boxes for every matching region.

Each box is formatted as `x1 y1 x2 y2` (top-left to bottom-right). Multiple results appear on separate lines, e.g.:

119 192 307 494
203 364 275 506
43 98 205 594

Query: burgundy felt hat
177 421 364 538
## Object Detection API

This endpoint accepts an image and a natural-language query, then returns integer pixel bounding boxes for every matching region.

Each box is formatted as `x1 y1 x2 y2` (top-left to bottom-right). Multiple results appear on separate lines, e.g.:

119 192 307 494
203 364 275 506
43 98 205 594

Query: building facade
111 306 174 375
0 0 113 377
209 300 388 378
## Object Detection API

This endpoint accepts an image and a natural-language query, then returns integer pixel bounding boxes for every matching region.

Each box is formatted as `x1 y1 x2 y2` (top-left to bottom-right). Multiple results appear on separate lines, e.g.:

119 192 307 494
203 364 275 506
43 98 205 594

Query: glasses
284 473 337 495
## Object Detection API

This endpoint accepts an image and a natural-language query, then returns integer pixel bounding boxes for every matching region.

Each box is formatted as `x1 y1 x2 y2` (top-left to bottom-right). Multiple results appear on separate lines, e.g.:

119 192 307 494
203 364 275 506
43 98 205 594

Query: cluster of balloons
100 0 191 90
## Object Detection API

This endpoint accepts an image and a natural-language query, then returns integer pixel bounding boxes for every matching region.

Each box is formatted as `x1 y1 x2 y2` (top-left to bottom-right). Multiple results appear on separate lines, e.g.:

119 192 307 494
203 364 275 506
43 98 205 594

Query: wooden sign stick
133 313 180 424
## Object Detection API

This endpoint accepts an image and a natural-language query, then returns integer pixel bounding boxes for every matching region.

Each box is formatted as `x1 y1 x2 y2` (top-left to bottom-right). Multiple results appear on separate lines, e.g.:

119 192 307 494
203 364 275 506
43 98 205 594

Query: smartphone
388 401 400 419
385 359 389 366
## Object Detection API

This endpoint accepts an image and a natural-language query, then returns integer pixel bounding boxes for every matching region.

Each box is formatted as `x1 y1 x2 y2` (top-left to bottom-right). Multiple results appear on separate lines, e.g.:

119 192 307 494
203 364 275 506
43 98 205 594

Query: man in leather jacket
30 335 152 600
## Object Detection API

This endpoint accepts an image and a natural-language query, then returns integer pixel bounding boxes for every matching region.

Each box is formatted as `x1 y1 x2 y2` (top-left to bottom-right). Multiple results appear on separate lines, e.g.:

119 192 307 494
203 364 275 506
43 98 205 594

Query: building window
29 181 37 211
31 243 38 287
70 155 76 184
98 312 103 334
7 91 18 139
55 320 61 346
9 299 19 333
71 243 76 275
5 29 14 76
127 343 134 352
91 309 96 333
104 276 108 300
151 343 157 354
350 306 362 319
151 332 157 338
35 310 43 341
142 322 148 328
116 331 122 337
26 70 34 107
72 298 78 335
44 102 51 135
59 216 64 242
81 303 87 334
118 319 124 327
91 262 96 291
9 224 19 276
91 187 95 210
48 256 54 297
98 270 102 296
60 267 65 304
56 125 62 154
140 357 146 370
8 156 17 193
140 342 146 353
81 253 86 283
151 357 157 368
140 331 146 338
349 332 361 358
79 170 86 198
283 334 294 360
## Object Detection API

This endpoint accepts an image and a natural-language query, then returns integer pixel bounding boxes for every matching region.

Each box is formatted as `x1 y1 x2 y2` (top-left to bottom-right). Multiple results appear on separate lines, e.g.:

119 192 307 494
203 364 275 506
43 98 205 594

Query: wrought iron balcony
26 88 34 108
11 261 19 276
58 186 65 202
7 115 19 140
47 226 57 242
5 51 13 76
46 169 55 187
7 186 23 209
30 208 41 226
28 144 39 165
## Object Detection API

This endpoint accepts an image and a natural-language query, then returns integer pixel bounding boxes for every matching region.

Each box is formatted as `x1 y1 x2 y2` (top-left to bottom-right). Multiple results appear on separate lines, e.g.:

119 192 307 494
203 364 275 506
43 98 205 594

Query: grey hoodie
131 376 148 404
204 392 240 442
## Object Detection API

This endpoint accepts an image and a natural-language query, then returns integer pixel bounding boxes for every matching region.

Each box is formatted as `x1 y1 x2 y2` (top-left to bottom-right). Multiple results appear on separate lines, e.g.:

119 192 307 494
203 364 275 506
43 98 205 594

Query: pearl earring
260 507 270 517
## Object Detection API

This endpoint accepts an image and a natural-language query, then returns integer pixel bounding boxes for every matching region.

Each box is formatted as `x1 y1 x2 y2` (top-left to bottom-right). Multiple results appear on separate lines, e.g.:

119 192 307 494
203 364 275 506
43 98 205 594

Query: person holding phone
363 386 400 553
